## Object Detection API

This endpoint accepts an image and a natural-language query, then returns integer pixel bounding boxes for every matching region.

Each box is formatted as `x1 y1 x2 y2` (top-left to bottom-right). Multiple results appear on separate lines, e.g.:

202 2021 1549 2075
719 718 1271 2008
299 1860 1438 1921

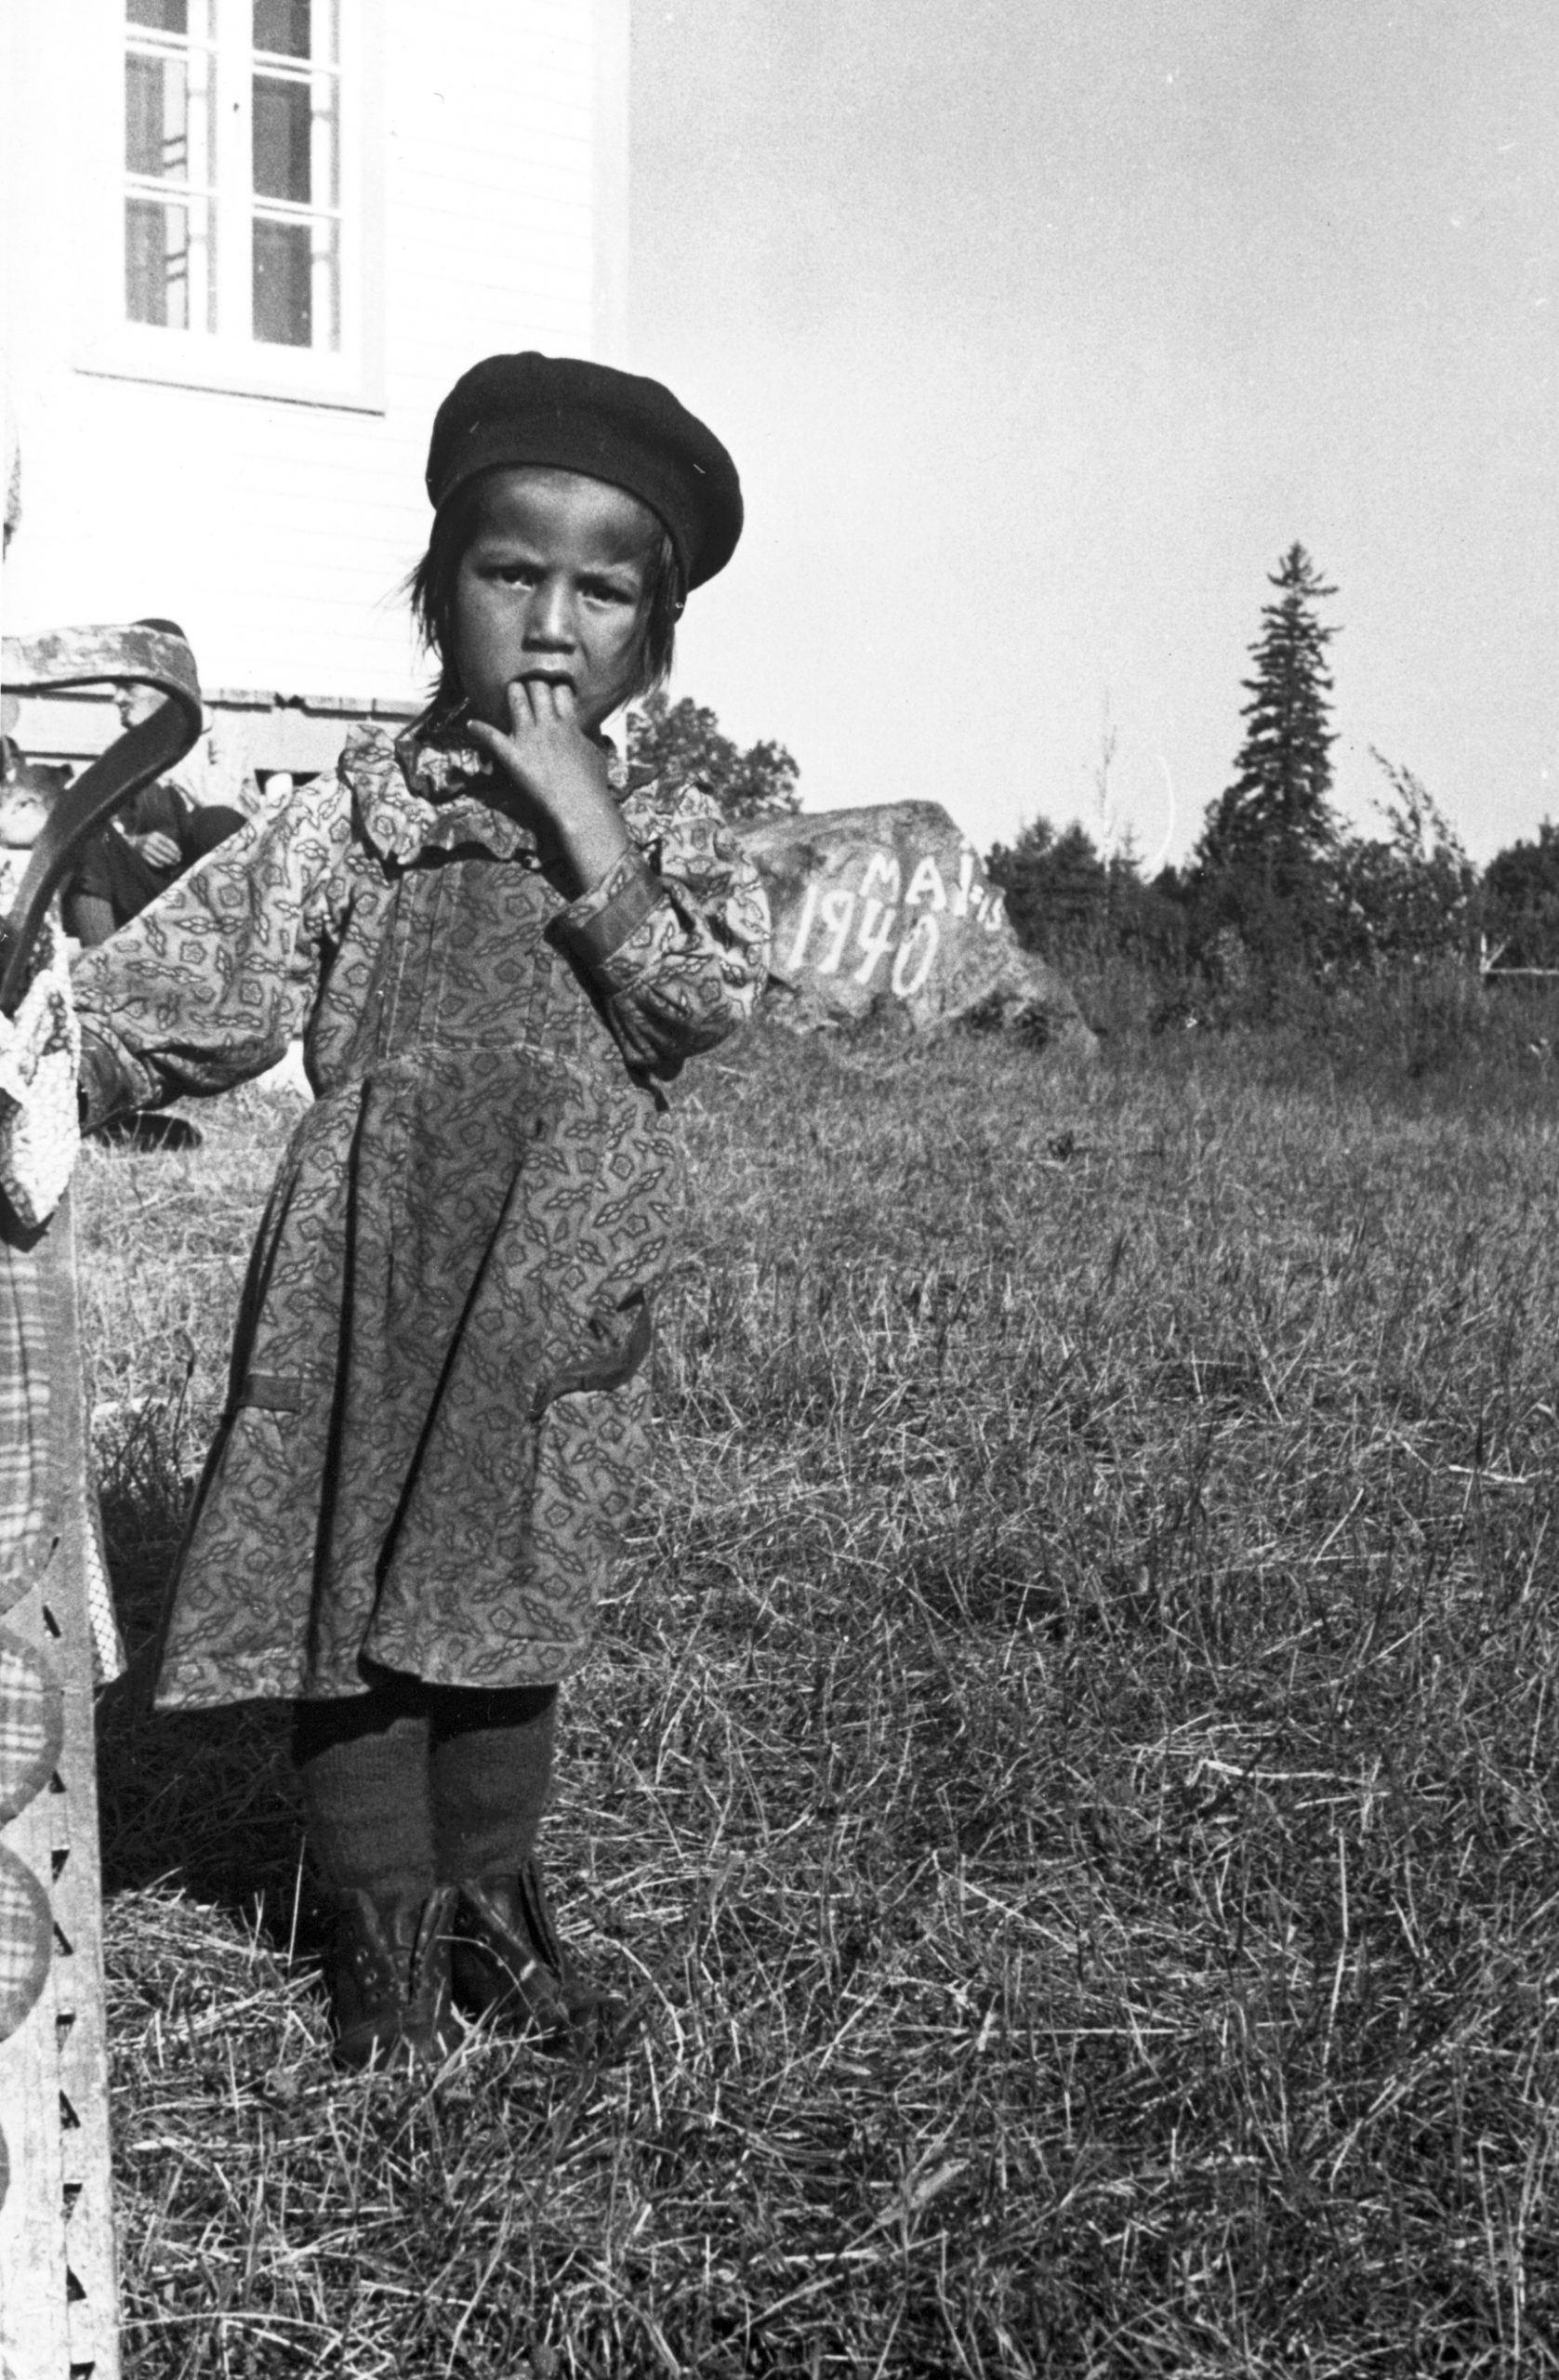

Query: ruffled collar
345 712 628 867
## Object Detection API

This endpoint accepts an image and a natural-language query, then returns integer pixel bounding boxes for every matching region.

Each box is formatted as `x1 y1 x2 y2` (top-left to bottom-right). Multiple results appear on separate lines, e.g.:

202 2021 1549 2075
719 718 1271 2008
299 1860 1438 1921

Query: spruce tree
1195 544 1340 891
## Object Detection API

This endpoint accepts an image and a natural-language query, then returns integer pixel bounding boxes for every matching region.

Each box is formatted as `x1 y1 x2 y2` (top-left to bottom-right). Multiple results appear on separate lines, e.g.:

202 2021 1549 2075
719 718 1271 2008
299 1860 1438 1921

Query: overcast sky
628 0 1558 868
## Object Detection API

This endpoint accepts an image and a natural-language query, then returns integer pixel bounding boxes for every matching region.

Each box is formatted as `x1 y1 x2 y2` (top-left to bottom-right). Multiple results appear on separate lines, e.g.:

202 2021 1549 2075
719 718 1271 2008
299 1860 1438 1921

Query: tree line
988 545 1559 994
628 560 1559 998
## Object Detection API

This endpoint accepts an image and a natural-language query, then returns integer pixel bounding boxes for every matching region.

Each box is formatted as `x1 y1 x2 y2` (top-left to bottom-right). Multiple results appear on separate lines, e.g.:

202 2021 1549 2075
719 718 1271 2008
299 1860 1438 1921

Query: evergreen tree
1195 544 1340 891
987 816 1109 950
987 815 1188 973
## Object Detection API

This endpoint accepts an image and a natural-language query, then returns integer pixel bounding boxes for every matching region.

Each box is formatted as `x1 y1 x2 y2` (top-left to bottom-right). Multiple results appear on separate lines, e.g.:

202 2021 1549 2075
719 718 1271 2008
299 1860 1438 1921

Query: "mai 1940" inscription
782 845 1008 997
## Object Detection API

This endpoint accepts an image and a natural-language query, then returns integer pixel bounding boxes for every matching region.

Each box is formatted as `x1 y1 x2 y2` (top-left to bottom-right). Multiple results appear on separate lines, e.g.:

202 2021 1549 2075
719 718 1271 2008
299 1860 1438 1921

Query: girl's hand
468 678 630 898
132 829 182 871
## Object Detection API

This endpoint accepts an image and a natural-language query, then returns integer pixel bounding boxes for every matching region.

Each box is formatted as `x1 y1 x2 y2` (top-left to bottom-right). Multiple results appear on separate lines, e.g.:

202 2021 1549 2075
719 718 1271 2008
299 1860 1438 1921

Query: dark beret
425 352 743 591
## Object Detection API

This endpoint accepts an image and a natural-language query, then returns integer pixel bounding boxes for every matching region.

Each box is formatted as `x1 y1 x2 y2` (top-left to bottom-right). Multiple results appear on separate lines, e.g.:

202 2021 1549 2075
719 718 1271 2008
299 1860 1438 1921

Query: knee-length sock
428 1683 558 1883
292 1676 435 1900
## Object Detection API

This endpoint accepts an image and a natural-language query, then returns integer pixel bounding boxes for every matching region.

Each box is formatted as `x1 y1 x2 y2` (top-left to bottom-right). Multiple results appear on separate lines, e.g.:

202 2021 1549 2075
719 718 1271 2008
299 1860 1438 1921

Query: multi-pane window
251 0 340 349
124 2 217 331
122 0 342 352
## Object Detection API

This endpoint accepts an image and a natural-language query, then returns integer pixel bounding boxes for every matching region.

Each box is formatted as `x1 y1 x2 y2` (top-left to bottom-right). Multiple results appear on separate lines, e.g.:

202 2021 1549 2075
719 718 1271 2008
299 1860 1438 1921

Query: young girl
73 353 771 2067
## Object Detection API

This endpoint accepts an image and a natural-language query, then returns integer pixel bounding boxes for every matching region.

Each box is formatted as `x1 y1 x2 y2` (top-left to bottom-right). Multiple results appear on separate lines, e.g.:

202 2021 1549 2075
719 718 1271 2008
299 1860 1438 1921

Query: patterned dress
72 723 770 1708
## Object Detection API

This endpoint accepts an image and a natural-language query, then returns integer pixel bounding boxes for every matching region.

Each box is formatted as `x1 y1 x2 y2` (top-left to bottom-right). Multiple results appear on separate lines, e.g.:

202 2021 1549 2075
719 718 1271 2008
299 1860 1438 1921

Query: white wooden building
2 0 629 776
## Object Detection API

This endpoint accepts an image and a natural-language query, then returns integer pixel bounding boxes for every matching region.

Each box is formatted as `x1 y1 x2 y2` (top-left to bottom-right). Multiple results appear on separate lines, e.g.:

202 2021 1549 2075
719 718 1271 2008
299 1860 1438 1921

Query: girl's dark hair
406 471 682 715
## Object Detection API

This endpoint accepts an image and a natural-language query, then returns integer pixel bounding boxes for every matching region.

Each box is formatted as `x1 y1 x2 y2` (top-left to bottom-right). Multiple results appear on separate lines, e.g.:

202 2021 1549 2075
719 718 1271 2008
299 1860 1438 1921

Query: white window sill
74 324 385 415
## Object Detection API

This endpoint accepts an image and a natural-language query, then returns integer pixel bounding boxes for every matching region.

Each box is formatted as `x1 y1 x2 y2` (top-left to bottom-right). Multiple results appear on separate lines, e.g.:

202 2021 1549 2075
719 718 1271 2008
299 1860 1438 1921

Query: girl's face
451 468 656 737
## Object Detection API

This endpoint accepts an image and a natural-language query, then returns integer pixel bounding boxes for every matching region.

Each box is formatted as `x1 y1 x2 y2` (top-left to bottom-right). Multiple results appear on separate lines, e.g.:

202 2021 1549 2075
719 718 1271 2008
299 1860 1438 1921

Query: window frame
74 0 384 414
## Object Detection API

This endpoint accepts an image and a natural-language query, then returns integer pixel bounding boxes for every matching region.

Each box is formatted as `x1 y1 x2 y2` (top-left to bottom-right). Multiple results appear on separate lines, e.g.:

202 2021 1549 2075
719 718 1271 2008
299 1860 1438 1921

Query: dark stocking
429 1683 558 1883
292 1675 435 1899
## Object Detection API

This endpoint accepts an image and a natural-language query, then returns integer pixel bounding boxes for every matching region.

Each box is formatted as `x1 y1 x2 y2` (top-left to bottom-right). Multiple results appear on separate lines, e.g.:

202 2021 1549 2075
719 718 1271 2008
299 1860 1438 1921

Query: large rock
733 800 1094 1049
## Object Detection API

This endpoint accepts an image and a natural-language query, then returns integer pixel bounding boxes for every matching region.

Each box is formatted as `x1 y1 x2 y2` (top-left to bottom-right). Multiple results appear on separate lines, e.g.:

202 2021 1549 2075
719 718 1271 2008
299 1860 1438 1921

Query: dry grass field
74 1012 1559 2376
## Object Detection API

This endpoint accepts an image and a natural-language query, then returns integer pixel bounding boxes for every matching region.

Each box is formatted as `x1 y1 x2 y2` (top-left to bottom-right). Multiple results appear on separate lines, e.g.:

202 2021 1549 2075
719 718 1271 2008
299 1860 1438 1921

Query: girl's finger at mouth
520 673 575 715
505 678 548 728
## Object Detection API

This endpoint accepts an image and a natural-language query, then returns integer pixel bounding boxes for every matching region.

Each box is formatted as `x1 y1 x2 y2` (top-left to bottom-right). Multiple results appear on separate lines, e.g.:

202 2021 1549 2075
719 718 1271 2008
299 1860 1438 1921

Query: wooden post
0 1195 119 2379
0 623 200 2380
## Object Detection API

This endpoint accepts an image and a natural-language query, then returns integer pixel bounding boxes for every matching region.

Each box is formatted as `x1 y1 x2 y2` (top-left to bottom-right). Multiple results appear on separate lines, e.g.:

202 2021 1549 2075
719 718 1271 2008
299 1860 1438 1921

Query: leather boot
450 1861 632 2059
327 1884 459 2069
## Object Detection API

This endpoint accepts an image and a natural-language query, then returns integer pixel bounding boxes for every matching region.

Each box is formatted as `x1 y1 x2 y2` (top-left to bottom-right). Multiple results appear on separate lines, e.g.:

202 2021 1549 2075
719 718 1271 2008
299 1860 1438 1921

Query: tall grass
75 1022 1559 2374
1072 954 1559 1117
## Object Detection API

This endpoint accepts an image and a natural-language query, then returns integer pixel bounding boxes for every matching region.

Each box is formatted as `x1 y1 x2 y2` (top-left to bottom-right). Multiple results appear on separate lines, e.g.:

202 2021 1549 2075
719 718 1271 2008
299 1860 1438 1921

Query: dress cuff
554 848 667 971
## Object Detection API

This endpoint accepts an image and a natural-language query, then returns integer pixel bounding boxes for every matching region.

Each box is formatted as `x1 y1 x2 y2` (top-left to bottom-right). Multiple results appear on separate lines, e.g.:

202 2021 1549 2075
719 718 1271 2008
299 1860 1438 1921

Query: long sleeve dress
71 721 771 1708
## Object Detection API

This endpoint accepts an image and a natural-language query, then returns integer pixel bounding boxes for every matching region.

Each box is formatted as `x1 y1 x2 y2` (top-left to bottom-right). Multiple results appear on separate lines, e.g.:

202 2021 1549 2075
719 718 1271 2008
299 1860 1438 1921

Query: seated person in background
2 694 74 849
64 674 247 946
